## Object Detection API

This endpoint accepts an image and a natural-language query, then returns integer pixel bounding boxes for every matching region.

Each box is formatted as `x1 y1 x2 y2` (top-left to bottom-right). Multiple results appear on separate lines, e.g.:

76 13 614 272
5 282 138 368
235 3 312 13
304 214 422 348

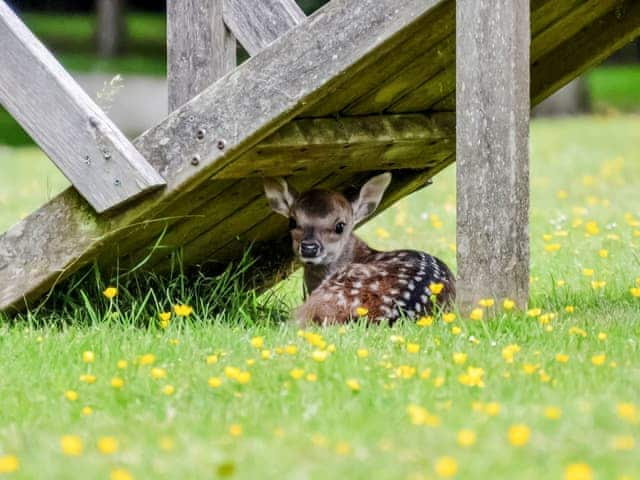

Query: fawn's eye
335 222 346 234
288 218 297 230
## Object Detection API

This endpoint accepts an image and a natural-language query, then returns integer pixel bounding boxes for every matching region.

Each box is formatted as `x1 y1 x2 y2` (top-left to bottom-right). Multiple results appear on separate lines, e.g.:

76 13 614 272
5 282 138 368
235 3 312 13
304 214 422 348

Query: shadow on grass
2 248 292 329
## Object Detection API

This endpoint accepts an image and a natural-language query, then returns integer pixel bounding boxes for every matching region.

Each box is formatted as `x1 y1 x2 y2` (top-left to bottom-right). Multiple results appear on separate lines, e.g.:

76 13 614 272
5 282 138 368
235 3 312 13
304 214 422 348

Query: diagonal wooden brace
0 1 165 213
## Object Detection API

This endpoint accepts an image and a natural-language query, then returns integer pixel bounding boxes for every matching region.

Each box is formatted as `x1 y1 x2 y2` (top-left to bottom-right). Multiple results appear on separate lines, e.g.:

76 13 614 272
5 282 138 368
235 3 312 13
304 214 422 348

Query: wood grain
304 0 455 117
532 0 640 105
212 113 455 178
167 0 236 112
223 0 305 56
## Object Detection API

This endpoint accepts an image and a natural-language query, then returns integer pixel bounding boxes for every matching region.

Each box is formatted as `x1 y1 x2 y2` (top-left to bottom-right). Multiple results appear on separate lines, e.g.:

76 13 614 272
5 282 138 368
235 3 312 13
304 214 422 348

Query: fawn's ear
264 177 298 217
352 172 392 224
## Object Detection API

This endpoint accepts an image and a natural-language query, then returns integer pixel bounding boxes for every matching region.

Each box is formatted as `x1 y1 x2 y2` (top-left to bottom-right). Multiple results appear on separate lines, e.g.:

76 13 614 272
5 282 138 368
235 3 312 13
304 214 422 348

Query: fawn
264 172 455 325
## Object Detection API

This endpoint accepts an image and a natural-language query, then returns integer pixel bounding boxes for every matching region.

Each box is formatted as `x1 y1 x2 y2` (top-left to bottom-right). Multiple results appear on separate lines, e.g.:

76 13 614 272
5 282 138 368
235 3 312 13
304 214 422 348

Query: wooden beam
0 1 165 213
532 0 640 105
212 113 455 178
0 0 446 312
530 0 620 61
305 0 454 117
456 0 531 310
222 0 305 56
383 0 626 114
344 35 455 115
384 0 614 115
167 0 236 112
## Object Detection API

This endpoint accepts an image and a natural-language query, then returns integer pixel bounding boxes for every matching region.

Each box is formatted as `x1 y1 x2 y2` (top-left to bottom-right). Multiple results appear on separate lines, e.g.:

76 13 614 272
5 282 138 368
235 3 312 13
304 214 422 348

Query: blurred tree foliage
11 0 330 15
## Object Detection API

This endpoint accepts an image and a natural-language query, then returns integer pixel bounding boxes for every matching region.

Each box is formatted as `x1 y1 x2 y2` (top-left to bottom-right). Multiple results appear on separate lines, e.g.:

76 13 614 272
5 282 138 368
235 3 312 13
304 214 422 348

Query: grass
587 65 640 112
1 115 640 479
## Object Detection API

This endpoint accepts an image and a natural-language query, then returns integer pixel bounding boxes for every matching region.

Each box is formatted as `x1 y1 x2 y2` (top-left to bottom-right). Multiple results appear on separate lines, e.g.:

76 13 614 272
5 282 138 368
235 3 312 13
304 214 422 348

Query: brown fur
263 173 456 326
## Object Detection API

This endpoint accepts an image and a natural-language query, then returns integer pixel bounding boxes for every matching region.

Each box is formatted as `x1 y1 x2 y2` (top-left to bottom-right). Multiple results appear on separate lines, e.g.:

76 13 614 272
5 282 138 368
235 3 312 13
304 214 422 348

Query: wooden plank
168 0 236 112
532 0 640 105
110 0 241 266
0 1 165 213
0 0 446 312
389 67 455 113
212 113 455 178
530 0 587 36
397 0 611 113
385 0 612 114
304 0 455 117
325 0 579 116
96 179 239 272
530 0 620 61
104 113 454 273
223 0 305 56
431 92 455 111
345 35 455 115
456 0 531 310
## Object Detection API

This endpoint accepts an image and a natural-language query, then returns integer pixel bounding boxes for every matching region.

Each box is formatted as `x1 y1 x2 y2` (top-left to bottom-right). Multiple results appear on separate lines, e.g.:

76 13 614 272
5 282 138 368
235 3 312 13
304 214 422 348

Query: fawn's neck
303 234 377 293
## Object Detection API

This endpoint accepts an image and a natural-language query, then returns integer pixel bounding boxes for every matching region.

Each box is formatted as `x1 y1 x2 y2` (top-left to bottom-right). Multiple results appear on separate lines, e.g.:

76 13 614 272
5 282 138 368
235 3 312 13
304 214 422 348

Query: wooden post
167 0 236 112
96 0 126 58
456 0 530 310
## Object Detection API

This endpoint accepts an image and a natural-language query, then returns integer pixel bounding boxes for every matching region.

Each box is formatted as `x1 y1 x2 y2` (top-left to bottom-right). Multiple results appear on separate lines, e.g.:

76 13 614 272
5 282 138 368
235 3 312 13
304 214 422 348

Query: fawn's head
264 173 392 266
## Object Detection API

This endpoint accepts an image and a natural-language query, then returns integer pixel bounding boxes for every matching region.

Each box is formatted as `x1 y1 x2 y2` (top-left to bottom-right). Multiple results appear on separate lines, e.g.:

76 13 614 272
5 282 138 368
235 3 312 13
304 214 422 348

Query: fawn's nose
300 240 321 258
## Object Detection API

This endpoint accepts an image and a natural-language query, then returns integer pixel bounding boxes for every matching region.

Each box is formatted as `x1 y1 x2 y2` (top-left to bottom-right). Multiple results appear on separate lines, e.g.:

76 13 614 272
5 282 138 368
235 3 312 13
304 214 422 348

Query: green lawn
587 66 640 112
0 115 640 479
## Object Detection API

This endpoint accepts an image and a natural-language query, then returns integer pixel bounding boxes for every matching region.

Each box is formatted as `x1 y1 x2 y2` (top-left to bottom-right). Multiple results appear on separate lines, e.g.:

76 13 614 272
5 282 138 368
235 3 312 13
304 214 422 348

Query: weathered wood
530 0 584 35
404 0 627 114
389 67 455 113
532 0 640 105
531 0 621 61
223 0 305 56
0 0 445 312
212 113 455 178
345 35 455 115
167 0 236 112
456 0 530 310
383 0 609 114
0 1 165 213
306 0 584 116
96 0 126 58
431 92 455 111
305 0 455 117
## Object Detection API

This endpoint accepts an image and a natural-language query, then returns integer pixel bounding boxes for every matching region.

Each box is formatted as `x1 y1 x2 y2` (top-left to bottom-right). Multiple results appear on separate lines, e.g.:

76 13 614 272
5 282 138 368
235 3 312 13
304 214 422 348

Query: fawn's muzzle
300 240 321 258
